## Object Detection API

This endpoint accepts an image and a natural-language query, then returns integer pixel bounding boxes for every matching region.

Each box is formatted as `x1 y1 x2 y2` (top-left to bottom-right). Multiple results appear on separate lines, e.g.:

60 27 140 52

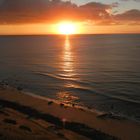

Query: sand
0 85 140 140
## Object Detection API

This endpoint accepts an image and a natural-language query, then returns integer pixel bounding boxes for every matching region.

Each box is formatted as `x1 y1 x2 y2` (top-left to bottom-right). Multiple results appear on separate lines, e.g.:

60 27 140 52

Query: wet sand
0 85 140 140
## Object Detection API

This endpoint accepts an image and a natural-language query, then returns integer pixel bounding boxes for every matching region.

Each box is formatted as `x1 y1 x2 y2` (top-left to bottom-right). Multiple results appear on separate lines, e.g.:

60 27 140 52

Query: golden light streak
57 22 76 35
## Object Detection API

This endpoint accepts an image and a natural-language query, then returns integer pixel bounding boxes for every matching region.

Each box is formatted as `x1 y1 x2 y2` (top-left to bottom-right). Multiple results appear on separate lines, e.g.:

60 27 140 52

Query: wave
34 71 91 86
3 70 140 106
65 87 140 105
34 71 140 105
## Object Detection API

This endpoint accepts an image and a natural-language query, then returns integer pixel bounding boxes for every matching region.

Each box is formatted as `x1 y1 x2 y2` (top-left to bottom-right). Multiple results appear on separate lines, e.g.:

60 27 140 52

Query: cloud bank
0 0 139 25
120 0 140 2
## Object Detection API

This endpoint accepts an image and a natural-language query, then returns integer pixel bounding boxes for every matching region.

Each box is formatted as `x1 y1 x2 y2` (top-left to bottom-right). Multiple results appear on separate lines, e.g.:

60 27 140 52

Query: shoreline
1 76 140 123
12 85 140 123
24 91 139 123
23 91 104 114
0 85 140 140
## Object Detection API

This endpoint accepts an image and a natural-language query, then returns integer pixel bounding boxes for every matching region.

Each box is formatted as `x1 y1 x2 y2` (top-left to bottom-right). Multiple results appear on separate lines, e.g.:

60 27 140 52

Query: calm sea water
0 34 140 121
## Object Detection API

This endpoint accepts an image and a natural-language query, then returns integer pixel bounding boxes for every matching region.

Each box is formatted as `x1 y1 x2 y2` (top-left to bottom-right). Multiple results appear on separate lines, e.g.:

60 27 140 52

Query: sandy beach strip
0 85 140 140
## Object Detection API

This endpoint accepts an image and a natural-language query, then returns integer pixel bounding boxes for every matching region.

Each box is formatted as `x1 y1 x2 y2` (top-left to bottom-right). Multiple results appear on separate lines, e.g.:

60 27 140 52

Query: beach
0 85 140 140
0 0 140 139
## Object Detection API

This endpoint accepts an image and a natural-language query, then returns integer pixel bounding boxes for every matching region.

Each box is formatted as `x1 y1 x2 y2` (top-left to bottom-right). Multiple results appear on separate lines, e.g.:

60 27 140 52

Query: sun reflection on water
57 91 79 104
63 36 74 75
57 36 79 105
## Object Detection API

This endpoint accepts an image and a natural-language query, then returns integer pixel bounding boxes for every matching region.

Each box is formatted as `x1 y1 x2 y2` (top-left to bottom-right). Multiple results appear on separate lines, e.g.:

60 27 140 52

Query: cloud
0 0 139 25
0 0 114 24
114 9 140 25
120 0 140 2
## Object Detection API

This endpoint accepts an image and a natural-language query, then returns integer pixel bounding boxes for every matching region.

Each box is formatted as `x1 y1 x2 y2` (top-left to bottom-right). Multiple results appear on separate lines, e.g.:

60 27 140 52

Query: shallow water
0 34 140 121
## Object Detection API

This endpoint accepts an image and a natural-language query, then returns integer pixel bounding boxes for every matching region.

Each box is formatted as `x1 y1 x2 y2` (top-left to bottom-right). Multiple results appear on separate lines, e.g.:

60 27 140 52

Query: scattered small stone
72 104 75 107
48 101 53 105
97 113 126 120
60 103 64 107
87 106 92 109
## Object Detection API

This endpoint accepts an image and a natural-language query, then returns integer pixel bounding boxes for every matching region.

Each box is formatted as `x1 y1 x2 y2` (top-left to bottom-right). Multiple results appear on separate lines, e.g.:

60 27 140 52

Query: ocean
0 34 140 121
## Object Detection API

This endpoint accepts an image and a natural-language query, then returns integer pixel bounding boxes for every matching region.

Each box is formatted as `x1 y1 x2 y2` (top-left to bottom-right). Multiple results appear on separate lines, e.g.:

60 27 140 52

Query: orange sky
0 0 140 35
0 23 140 35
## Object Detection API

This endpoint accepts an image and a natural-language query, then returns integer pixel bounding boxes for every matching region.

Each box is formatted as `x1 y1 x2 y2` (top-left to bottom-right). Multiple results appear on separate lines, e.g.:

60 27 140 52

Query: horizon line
0 33 140 36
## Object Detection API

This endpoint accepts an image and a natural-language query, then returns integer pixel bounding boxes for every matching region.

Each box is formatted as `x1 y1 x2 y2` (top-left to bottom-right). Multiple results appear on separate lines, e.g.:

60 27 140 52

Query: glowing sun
58 22 76 35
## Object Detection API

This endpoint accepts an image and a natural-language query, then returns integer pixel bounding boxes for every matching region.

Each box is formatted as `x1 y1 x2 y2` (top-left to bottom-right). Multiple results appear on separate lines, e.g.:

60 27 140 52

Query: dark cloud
120 0 140 2
114 9 140 25
0 0 139 25
0 0 114 24
115 9 140 20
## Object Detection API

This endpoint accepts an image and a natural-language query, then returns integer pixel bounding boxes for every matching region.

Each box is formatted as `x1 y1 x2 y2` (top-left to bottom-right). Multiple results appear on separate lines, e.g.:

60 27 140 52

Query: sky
72 0 140 13
0 0 140 34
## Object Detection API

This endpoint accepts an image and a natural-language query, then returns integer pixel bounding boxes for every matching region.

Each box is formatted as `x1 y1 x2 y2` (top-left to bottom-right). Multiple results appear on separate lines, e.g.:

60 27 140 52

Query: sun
58 22 76 35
